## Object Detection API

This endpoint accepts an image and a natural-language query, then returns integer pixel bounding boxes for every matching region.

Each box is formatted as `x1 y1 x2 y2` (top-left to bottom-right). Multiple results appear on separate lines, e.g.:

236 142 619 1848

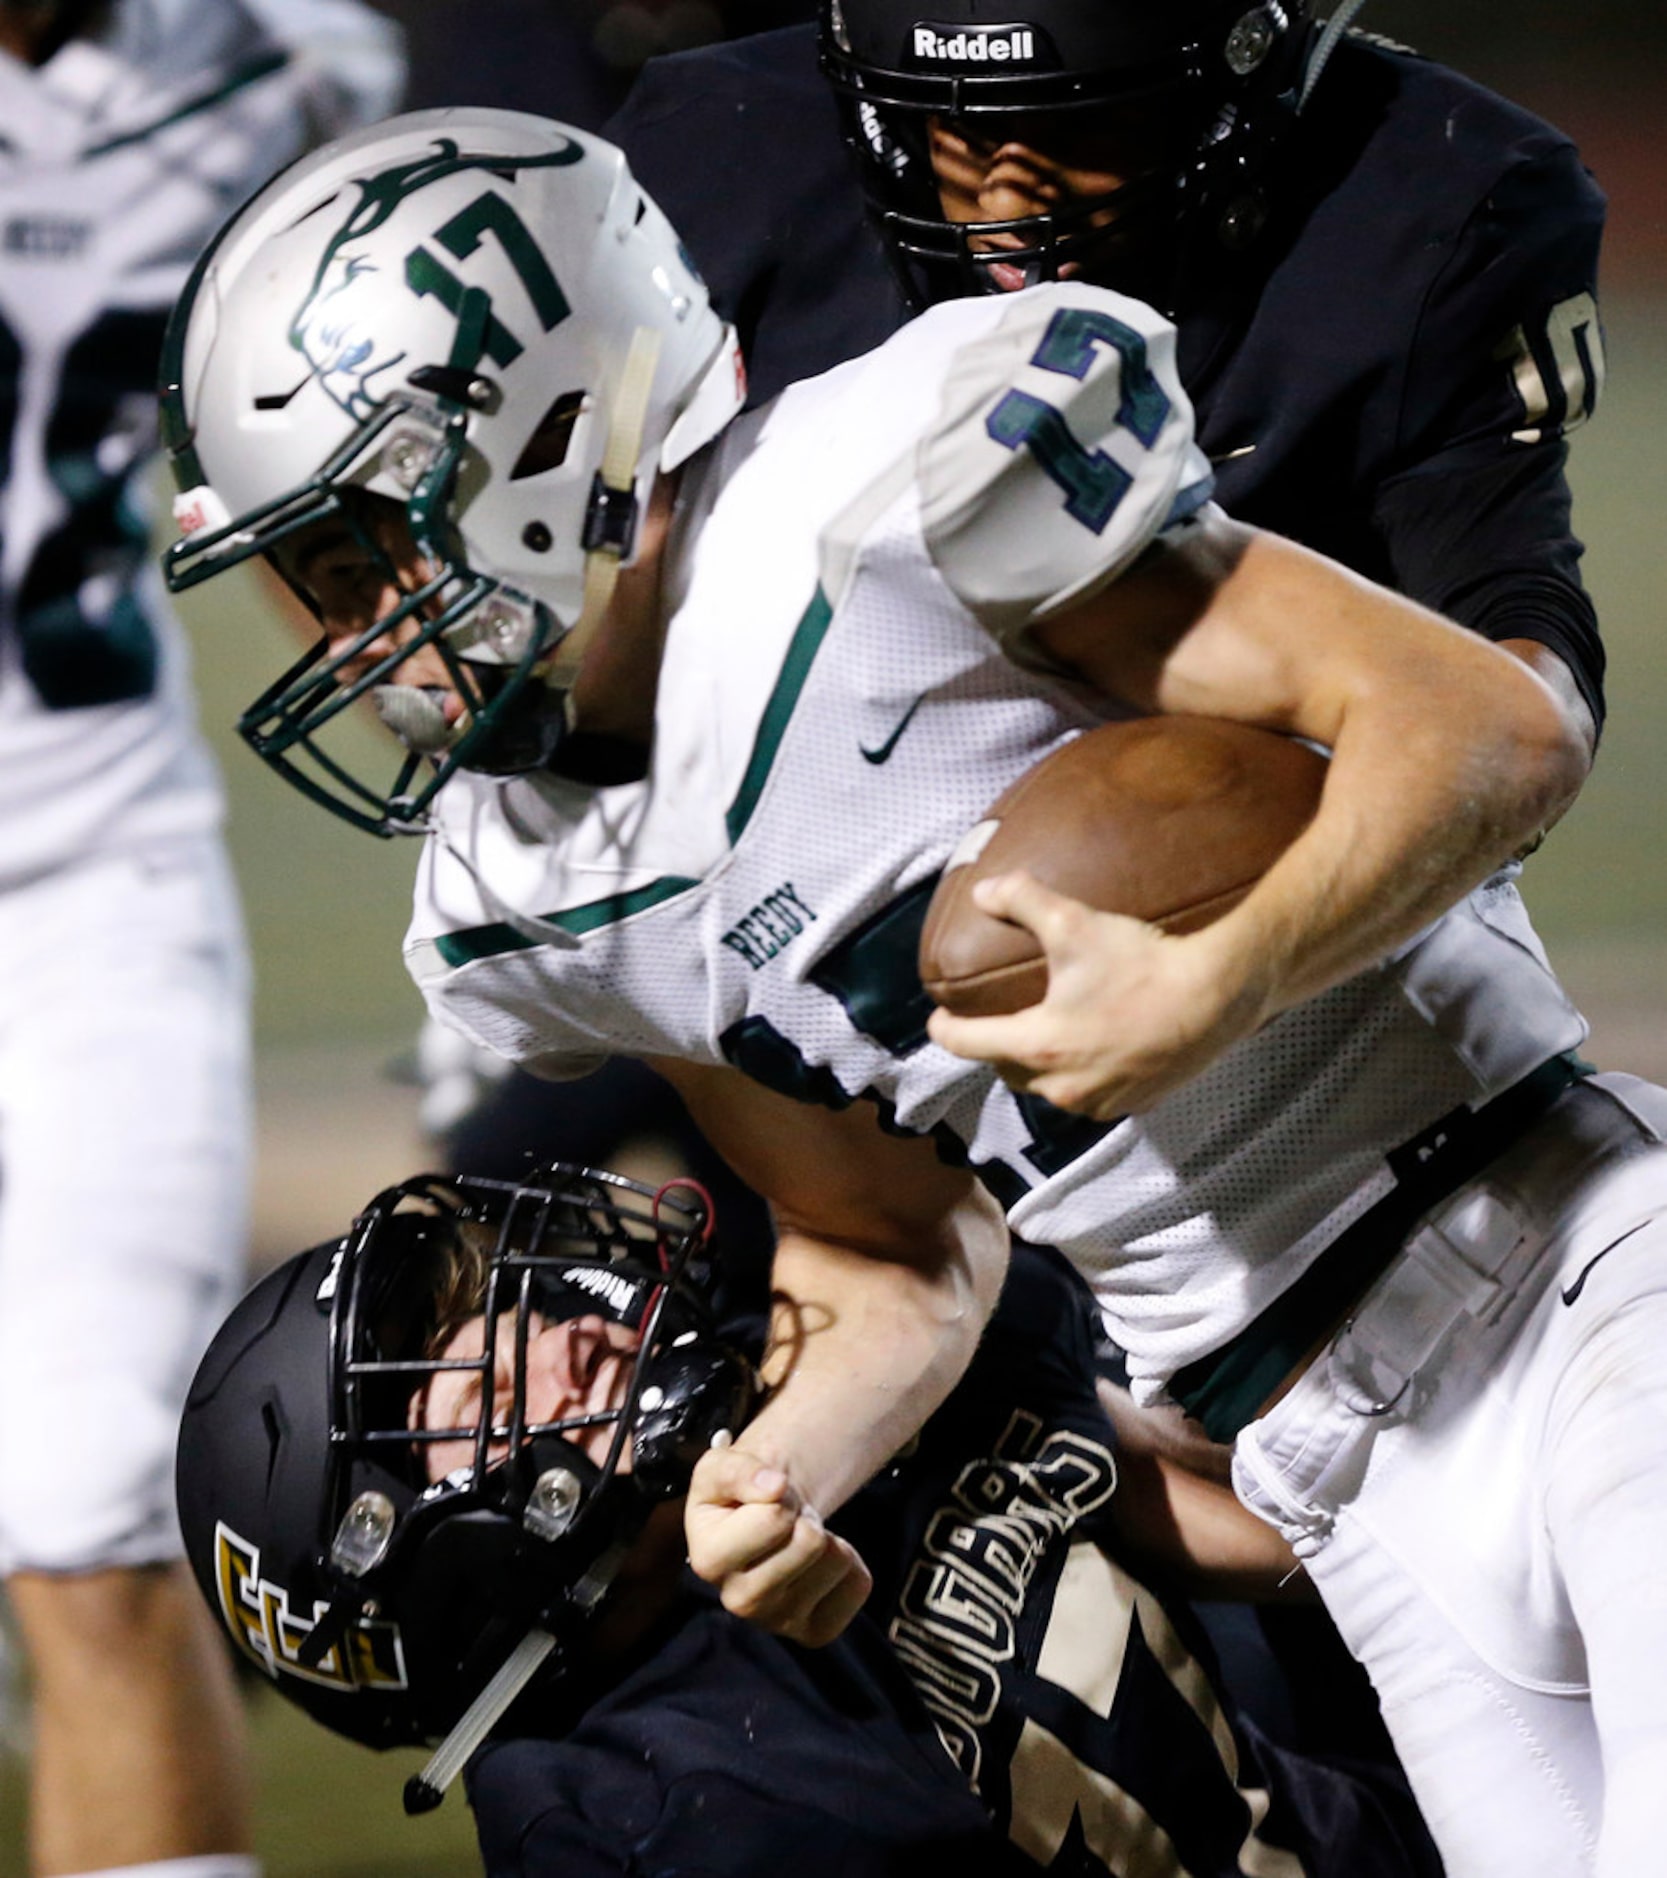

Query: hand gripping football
918 716 1327 1018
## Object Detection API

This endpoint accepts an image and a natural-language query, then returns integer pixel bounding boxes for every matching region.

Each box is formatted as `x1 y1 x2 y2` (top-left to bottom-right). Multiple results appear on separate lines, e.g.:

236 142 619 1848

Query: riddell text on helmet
912 23 1039 64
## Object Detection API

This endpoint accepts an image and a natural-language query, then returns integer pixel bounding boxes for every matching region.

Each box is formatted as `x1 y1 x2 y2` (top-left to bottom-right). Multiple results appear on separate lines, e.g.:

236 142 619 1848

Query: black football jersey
837 1244 1442 1876
468 1247 1440 1876
606 25 1606 725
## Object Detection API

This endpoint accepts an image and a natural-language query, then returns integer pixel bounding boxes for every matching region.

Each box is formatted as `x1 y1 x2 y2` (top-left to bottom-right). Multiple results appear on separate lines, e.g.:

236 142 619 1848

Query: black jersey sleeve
1374 443 1605 729
1373 142 1607 725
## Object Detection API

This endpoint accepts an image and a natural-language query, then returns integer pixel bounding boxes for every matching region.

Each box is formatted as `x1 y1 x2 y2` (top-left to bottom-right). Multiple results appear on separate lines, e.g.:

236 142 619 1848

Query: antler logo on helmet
293 136 587 421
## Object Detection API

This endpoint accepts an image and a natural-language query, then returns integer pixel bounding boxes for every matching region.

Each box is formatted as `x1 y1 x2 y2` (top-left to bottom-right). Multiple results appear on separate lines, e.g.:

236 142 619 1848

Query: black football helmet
176 1163 757 1778
820 0 1351 311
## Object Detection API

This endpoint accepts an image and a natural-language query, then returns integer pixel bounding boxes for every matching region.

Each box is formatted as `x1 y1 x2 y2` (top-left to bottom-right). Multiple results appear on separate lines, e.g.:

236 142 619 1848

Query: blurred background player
0 3 402 1875
176 1161 1443 1878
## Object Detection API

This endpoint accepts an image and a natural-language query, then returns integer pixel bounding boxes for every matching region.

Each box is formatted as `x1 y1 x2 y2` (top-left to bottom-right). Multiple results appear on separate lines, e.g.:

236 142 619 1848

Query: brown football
918 716 1327 1017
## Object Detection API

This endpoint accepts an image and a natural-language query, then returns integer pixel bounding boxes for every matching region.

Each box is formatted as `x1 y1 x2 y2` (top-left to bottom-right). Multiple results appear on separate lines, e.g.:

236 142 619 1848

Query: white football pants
1233 1072 1667 1878
0 838 250 1572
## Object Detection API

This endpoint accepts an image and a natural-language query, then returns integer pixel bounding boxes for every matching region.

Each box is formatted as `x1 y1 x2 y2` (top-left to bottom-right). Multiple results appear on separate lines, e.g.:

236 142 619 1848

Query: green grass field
1 297 1661 1877
0 1683 483 1877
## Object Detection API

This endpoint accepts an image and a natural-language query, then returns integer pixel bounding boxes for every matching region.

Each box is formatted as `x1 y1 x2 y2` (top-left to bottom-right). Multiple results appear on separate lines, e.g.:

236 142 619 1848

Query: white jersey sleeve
915 282 1214 651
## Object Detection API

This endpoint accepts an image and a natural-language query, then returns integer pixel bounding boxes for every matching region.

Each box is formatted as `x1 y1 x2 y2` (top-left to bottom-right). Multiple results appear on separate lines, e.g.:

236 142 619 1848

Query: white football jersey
0 0 402 888
408 283 1587 1398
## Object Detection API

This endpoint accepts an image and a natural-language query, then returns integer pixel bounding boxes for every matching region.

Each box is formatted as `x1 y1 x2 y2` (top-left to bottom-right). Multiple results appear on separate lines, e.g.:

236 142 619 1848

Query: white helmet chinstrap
161 108 744 834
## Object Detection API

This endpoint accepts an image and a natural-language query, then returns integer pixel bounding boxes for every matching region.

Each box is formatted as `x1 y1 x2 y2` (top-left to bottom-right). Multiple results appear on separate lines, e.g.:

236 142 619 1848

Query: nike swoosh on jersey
1560 1219 1650 1306
859 692 928 765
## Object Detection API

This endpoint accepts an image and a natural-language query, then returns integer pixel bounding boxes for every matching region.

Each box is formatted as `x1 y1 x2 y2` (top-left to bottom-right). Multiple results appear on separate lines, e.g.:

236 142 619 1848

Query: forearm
679 1197 1007 1646
1151 532 1590 1027
1095 1380 1308 1601
656 1055 1013 1641
1048 519 1590 948
656 1053 1011 1513
1110 1453 1313 1602
744 1205 1009 1517
1203 670 1580 1025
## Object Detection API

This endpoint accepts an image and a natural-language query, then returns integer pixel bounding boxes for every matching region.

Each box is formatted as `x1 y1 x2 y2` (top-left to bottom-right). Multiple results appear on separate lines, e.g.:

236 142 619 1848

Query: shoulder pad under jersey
917 283 1213 643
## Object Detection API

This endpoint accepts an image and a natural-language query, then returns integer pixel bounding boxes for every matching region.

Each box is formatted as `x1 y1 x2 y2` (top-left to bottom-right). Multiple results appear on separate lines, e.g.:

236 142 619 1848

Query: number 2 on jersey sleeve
984 308 1171 535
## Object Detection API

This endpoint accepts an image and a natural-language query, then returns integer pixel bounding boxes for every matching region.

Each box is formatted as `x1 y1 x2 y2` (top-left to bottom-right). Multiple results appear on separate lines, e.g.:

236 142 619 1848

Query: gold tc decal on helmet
215 1520 409 1692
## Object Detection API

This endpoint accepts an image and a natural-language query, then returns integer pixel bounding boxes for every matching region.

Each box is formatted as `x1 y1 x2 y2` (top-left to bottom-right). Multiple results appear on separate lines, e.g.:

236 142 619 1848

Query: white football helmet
161 108 744 834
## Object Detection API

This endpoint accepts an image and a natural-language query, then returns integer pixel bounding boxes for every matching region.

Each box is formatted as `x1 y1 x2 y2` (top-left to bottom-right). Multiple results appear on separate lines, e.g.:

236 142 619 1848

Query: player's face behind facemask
820 0 1320 312
174 1165 758 1754
260 485 571 811
403 1214 649 1486
159 106 745 837
922 102 1201 298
